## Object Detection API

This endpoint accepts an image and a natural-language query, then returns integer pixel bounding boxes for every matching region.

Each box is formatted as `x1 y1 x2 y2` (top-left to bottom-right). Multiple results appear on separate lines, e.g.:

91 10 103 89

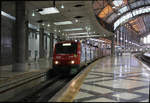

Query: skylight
114 6 150 30
39 7 59 15
54 21 73 25
113 0 123 7
63 28 83 31
119 6 128 14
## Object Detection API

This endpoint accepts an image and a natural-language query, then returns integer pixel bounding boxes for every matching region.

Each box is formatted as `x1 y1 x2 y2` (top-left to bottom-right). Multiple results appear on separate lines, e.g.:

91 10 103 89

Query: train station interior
1 0 150 102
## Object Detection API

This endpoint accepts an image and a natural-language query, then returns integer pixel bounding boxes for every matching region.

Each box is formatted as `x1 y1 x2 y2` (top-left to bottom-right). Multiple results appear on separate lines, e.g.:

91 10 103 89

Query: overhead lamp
69 32 88 35
47 24 50 27
42 23 45 26
63 28 83 31
75 19 78 23
120 37 123 40
61 4 64 9
38 7 59 15
59 30 61 32
54 21 73 25
32 11 35 16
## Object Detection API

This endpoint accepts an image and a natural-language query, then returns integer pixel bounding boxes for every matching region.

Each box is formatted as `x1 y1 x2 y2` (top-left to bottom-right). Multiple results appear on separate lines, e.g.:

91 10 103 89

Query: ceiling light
42 23 45 26
32 11 35 16
47 24 50 27
75 19 78 22
59 30 61 32
63 28 83 31
61 4 64 9
69 32 88 35
39 7 59 15
54 21 73 25
68 35 100 38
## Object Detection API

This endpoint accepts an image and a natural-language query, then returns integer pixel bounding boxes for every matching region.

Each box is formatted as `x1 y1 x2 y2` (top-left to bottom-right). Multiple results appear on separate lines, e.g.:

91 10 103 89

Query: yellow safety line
56 59 101 102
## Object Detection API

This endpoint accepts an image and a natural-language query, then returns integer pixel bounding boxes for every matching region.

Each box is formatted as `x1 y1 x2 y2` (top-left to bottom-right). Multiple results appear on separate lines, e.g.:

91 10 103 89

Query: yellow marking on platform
56 59 101 102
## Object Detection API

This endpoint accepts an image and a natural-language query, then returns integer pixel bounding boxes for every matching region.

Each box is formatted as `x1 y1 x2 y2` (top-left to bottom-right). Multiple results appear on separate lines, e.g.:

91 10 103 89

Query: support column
25 20 29 61
111 35 115 56
49 33 54 58
12 1 27 72
39 28 44 58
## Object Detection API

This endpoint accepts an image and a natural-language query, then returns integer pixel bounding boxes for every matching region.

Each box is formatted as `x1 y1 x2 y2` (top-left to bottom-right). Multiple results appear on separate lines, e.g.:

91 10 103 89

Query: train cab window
55 43 77 54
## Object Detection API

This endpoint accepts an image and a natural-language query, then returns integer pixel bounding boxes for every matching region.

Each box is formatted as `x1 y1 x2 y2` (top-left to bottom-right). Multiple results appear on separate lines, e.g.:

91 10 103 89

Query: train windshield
55 43 77 54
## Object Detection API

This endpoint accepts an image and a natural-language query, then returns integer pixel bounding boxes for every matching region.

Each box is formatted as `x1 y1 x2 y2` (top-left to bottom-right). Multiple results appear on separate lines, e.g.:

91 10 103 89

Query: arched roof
93 0 150 36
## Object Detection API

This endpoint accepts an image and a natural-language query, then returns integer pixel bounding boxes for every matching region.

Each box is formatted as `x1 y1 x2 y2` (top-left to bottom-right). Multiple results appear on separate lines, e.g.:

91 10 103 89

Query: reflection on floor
74 54 150 102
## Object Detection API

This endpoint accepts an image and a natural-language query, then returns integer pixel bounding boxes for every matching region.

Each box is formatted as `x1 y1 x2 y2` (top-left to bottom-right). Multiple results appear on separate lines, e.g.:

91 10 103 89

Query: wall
1 15 15 66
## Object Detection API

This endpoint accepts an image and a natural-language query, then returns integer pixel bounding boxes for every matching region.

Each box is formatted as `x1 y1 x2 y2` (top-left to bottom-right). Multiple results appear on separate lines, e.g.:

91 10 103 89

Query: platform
74 54 150 102
51 54 150 102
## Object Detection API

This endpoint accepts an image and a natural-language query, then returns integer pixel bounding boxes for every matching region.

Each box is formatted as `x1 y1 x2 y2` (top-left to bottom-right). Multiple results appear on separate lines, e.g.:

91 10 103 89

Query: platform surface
74 54 150 102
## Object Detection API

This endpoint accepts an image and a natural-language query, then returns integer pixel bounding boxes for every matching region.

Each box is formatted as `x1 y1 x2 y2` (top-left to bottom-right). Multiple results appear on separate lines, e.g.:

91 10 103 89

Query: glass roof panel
119 6 129 14
130 0 144 9
114 6 150 30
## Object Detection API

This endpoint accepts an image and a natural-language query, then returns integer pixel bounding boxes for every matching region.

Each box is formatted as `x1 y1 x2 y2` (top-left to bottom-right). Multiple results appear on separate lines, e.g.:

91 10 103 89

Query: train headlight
71 60 75 64
55 61 59 64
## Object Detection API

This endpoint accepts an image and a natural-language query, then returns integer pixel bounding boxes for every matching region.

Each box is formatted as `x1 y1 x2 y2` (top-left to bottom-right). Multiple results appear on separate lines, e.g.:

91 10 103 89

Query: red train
52 40 111 75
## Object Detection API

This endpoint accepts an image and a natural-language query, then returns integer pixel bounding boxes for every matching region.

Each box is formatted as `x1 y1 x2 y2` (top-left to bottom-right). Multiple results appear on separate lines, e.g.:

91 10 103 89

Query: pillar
25 20 29 61
12 1 27 72
49 33 54 58
111 35 115 56
39 28 44 58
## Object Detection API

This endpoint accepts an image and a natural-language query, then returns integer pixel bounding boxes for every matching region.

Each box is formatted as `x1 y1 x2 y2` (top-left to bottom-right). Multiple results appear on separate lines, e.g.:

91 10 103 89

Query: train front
53 41 80 75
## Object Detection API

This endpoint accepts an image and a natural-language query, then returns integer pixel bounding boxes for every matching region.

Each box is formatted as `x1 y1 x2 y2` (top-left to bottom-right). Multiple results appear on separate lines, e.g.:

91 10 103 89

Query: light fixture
59 30 61 32
120 37 123 40
61 4 64 9
75 19 78 23
71 60 75 64
63 43 71 46
69 32 88 35
55 61 59 64
68 35 100 38
63 28 83 31
47 24 50 27
39 7 60 15
32 11 35 16
42 23 45 26
54 21 73 25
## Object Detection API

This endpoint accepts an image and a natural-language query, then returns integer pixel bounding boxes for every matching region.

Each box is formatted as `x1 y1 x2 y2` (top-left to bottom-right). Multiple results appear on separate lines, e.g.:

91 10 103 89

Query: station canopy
93 0 150 37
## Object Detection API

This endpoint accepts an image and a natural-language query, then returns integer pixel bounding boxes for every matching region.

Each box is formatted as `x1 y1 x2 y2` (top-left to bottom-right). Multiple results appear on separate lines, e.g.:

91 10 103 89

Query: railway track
12 69 75 102
135 53 150 67
20 75 70 102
